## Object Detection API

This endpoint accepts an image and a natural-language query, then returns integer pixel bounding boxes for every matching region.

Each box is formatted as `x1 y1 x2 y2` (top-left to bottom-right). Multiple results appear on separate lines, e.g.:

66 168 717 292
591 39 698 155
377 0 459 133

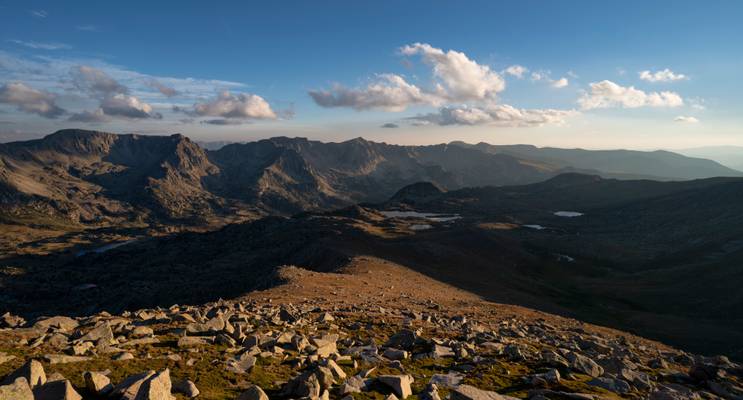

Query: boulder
588 377 632 394
114 369 174 400
186 316 225 334
378 375 414 399
0 377 34 400
131 369 175 400
1 312 26 328
384 348 409 361
78 323 114 343
111 371 156 398
83 371 113 395
451 384 520 400
130 326 154 338
567 352 604 377
385 329 419 350
237 385 269 400
33 316 78 332
420 383 441 400
32 379 82 400
226 353 257 374
43 354 91 364
173 379 200 398
2 359 46 388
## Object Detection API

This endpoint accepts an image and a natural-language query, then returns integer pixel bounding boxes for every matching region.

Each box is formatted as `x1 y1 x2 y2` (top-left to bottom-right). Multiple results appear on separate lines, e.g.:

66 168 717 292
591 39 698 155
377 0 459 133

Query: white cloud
101 94 161 119
504 65 528 79
551 77 569 88
399 43 505 102
639 69 688 83
7 40 71 50
72 65 129 96
68 108 110 123
674 115 699 123
30 10 47 18
146 79 179 97
178 91 278 122
530 72 548 81
0 51 248 104
309 74 437 112
0 82 65 118
407 104 578 127
311 43 506 111
578 80 683 110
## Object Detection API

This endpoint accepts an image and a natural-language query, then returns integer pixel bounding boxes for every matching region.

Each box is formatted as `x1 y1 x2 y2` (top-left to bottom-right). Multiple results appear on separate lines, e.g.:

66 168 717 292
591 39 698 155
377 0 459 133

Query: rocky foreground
1 261 742 400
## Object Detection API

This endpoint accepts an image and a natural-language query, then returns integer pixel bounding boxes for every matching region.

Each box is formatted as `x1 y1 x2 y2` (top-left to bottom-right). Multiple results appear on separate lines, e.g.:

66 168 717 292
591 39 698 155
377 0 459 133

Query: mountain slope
2 129 740 230
0 129 225 225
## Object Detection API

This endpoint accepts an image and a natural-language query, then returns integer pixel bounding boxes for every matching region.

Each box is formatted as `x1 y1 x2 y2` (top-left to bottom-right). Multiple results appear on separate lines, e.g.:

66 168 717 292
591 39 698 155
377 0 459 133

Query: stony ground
1 257 741 399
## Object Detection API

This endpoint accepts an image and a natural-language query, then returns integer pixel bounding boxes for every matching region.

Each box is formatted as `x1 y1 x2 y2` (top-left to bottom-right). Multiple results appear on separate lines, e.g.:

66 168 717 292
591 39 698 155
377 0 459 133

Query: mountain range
1 129 740 228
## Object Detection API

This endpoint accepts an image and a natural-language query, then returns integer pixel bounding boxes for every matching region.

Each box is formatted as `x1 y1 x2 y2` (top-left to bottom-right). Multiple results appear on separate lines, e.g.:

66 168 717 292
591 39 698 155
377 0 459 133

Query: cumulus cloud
674 115 699 123
68 108 111 123
639 69 688 83
7 40 71 50
101 94 162 119
400 43 505 102
311 43 507 112
504 65 528 79
309 74 437 112
146 79 179 97
72 65 128 96
30 10 48 18
578 80 683 110
407 104 577 127
177 91 277 121
551 77 569 88
530 71 568 88
0 82 65 118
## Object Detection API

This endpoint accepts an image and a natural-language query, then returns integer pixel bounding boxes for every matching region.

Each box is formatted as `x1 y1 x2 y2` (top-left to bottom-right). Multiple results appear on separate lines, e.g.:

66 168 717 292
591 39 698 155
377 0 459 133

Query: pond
554 211 584 217
380 210 461 222
76 239 137 257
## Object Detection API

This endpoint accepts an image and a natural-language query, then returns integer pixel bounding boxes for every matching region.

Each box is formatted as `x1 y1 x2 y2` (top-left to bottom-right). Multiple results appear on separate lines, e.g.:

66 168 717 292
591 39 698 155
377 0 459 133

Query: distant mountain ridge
1 129 739 227
450 141 743 180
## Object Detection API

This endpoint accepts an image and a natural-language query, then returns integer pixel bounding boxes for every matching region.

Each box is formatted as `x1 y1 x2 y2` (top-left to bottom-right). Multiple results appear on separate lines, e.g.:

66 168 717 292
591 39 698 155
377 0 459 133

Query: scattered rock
567 352 604 377
2 359 46 388
32 379 82 400
237 385 269 400
0 377 34 400
43 354 91 364
173 379 200 398
84 371 113 395
451 384 519 400
378 375 414 399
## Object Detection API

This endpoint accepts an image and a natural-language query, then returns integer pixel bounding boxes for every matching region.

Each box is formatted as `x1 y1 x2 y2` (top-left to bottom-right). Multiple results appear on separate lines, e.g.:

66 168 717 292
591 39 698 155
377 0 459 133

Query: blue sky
0 1 741 148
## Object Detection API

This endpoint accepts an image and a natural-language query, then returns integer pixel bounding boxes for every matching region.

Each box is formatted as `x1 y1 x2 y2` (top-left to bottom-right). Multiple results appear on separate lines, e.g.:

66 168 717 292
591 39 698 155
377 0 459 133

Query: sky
0 1 742 149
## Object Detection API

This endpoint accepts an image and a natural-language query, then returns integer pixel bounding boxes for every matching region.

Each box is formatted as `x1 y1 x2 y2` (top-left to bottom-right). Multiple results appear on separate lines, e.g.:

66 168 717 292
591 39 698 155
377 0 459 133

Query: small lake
380 210 461 222
410 224 433 231
554 211 584 217
523 224 547 230
76 239 137 257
